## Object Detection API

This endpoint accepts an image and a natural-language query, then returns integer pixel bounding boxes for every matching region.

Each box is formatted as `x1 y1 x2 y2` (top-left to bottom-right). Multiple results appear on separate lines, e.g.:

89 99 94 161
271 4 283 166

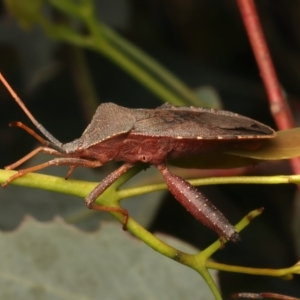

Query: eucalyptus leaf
228 128 300 160
0 217 216 300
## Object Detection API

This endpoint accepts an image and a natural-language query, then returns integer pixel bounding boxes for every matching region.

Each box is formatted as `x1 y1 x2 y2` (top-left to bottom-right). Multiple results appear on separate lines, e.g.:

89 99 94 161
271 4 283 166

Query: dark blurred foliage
0 0 300 298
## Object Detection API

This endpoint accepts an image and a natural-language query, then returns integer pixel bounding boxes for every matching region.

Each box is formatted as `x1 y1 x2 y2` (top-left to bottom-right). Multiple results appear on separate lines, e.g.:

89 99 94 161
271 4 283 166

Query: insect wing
132 105 275 140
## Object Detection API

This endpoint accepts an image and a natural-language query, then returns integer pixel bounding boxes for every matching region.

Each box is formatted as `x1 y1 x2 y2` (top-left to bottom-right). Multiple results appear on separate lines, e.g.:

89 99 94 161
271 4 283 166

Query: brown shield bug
0 73 275 243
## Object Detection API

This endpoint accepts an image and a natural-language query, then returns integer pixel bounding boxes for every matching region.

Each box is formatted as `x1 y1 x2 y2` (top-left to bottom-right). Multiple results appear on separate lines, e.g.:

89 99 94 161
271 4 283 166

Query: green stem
43 1 197 106
2 169 300 202
118 174 300 199
206 261 298 279
199 208 263 259
2 169 295 299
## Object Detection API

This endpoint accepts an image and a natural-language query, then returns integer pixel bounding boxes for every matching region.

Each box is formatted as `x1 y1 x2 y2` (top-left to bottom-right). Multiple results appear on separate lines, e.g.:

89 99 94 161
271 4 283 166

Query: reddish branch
237 0 300 174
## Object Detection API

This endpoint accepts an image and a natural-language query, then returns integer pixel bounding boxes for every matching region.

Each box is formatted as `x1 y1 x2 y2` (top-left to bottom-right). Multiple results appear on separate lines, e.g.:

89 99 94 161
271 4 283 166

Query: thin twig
236 0 300 175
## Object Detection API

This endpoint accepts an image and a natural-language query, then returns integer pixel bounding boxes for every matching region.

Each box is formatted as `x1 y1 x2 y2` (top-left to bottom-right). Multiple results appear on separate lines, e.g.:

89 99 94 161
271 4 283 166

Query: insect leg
9 121 48 145
5 147 63 171
157 164 240 243
85 163 135 230
2 157 102 187
232 292 299 299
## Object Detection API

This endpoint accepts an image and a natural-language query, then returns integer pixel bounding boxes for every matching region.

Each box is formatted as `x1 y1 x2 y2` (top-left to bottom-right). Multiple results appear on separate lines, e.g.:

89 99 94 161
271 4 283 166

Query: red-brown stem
237 0 300 175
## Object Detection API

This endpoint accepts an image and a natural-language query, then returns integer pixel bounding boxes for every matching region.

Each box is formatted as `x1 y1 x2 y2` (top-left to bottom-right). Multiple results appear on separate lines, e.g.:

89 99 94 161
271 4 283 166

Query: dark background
0 0 300 298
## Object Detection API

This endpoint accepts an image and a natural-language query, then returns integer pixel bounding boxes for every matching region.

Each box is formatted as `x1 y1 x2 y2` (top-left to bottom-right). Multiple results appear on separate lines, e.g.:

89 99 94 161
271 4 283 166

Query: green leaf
0 217 216 299
228 128 300 160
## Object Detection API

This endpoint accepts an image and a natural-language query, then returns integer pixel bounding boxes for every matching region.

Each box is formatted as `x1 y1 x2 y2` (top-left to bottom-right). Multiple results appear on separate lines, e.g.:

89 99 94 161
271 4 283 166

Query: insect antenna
0 73 64 151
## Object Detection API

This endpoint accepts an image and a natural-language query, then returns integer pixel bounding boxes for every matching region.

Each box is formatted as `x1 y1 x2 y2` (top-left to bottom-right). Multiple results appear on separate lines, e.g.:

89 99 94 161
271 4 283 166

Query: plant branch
38 0 201 106
207 261 300 279
236 0 300 175
237 0 294 130
118 174 300 200
1 169 297 299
